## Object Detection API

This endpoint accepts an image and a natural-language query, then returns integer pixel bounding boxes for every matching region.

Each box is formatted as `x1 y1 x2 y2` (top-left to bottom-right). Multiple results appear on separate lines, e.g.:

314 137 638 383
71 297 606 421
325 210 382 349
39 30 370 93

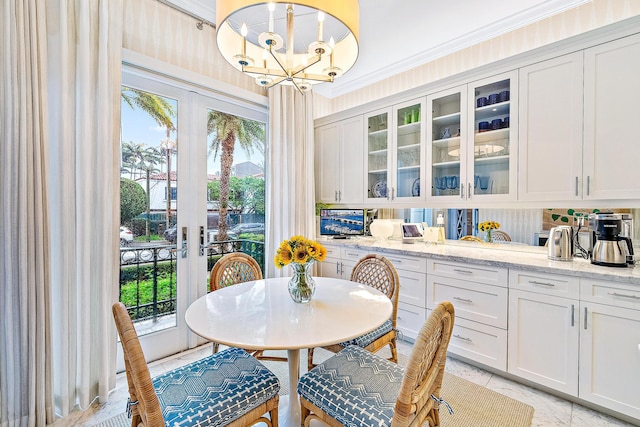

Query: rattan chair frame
209 252 263 292
112 302 279 427
307 254 400 370
300 301 455 427
491 230 512 241
209 253 287 362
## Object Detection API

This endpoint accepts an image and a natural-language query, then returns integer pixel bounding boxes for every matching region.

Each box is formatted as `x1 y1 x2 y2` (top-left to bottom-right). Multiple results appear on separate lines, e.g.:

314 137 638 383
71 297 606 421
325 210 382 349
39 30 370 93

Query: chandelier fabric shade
216 0 359 92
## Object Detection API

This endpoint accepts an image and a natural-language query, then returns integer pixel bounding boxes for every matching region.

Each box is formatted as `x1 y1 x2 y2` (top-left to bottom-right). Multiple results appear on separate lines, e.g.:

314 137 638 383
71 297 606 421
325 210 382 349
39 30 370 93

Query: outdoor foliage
120 178 147 224
207 176 266 215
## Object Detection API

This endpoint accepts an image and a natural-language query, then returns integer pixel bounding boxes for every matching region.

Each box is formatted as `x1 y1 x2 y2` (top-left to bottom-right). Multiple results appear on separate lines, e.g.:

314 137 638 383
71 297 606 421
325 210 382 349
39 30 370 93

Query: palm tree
121 141 148 179
122 87 177 230
207 111 265 241
125 144 163 241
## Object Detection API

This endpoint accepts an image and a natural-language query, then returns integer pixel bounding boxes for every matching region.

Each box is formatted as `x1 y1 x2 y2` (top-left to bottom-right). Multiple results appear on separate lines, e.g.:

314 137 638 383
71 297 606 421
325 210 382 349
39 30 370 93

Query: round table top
185 276 392 350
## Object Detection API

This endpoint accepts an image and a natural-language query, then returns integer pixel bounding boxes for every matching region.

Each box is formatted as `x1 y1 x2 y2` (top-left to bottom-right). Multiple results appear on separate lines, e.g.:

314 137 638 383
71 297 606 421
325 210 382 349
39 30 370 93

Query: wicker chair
491 230 512 242
209 252 263 292
298 301 455 427
210 253 287 362
112 302 280 427
307 254 400 371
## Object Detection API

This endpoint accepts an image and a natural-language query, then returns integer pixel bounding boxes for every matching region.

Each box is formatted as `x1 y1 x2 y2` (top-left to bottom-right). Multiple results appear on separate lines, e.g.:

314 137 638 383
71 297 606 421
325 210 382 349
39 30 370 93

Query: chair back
112 302 165 427
393 301 455 427
492 230 511 241
350 254 400 328
210 252 263 292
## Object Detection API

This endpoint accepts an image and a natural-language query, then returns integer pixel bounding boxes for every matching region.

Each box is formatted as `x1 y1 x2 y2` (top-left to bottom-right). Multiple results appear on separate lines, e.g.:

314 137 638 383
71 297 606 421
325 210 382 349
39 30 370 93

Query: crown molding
314 0 590 98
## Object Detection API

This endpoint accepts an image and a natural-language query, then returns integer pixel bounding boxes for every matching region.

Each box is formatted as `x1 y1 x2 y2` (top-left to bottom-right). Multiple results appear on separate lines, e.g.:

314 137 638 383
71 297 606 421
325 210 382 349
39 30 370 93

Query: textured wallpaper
321 0 640 117
123 0 263 95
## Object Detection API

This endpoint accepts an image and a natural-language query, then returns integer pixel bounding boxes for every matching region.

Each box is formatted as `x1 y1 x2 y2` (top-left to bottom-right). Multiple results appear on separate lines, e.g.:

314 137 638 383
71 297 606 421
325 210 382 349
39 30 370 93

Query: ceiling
166 0 590 98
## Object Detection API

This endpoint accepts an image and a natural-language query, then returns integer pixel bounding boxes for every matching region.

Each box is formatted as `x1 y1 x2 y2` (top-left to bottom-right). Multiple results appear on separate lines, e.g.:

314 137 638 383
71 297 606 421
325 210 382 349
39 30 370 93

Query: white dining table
184 276 393 427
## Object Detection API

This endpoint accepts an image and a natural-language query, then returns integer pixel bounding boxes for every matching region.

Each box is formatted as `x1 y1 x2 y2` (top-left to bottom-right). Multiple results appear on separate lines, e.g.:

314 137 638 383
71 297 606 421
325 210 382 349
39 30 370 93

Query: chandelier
216 1 360 92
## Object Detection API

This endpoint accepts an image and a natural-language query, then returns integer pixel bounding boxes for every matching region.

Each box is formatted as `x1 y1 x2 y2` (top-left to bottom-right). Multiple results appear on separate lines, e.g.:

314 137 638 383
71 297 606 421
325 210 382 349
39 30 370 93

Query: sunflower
274 235 328 268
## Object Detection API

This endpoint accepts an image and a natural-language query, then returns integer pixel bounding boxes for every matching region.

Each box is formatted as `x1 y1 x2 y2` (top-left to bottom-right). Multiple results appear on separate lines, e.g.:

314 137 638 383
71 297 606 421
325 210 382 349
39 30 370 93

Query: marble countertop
320 236 640 285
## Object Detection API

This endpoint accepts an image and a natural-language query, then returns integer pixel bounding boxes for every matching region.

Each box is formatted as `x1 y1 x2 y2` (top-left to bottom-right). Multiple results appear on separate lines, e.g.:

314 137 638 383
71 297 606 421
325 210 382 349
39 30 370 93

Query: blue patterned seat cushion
340 319 394 348
153 347 280 426
298 345 404 427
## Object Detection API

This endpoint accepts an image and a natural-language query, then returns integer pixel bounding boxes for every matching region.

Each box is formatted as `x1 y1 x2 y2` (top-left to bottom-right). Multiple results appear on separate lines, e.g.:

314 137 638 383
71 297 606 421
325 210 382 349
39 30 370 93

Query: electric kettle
548 226 574 261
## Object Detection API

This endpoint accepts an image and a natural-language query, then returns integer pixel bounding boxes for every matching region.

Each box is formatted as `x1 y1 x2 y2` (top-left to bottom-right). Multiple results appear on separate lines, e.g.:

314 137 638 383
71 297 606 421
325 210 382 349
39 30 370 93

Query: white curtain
266 86 316 278
1 1 55 425
46 0 123 416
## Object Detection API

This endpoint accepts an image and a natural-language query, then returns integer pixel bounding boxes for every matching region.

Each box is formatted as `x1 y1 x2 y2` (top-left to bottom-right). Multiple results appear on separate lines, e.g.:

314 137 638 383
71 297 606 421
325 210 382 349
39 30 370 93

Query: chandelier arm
287 54 321 78
268 48 291 78
264 76 287 88
242 66 287 79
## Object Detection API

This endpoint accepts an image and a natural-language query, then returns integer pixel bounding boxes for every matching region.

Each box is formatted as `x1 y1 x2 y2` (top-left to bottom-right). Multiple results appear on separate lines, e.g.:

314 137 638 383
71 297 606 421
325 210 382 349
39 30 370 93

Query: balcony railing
119 239 265 324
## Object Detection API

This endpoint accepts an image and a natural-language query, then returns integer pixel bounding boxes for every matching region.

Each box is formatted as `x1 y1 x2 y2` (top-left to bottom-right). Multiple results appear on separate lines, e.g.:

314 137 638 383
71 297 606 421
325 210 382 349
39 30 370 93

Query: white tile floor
52 339 637 426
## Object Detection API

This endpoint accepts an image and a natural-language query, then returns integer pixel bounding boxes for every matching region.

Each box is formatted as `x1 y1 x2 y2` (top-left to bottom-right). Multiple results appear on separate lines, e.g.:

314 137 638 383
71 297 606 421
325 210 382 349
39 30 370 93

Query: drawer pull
453 296 473 303
529 280 555 287
453 334 472 342
453 268 473 275
608 292 640 300
388 258 403 264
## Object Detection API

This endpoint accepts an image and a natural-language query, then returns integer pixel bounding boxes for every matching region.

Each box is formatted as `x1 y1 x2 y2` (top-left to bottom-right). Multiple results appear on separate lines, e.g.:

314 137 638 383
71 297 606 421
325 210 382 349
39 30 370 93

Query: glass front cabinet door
427 71 517 203
466 71 517 201
366 100 425 202
366 108 391 201
427 86 467 200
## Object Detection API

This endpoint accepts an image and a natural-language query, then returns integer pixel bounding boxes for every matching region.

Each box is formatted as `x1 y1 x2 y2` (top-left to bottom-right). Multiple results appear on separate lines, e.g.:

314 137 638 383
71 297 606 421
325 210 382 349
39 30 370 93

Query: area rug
95 351 534 427
440 372 534 427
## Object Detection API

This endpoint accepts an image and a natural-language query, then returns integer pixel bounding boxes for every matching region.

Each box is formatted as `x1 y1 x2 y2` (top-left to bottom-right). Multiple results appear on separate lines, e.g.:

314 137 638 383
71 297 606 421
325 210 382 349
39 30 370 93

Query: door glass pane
431 93 462 197
205 110 266 290
367 113 388 200
473 79 511 195
120 86 178 336
396 104 421 198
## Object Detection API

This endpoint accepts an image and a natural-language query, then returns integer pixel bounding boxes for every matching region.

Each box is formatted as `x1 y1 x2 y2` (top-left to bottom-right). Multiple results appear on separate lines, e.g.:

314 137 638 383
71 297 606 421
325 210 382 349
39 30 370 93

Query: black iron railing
119 240 265 322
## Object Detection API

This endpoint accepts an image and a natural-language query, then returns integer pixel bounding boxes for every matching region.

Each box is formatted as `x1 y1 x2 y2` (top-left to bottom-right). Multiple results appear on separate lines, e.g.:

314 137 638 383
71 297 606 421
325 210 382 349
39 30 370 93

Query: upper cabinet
315 115 364 204
366 99 425 203
583 33 640 200
427 71 517 203
518 52 584 201
519 33 640 202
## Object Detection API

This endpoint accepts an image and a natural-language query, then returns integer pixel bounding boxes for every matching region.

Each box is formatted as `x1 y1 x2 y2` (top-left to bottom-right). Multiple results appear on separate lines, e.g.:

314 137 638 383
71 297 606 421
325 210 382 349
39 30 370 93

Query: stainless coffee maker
588 213 634 267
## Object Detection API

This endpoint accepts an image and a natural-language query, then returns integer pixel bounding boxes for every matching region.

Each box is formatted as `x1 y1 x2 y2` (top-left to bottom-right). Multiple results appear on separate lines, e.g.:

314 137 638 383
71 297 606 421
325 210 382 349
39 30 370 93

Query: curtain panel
1 0 54 425
46 0 123 417
266 86 316 278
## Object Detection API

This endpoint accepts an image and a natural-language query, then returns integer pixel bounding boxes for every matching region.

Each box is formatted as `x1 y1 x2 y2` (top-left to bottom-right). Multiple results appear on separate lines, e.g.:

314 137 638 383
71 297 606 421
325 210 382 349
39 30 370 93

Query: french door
118 66 267 368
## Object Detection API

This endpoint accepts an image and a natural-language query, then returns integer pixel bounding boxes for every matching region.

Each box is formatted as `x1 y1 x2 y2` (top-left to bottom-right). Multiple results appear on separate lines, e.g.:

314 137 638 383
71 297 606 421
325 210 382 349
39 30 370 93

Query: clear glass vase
483 229 493 243
288 261 316 304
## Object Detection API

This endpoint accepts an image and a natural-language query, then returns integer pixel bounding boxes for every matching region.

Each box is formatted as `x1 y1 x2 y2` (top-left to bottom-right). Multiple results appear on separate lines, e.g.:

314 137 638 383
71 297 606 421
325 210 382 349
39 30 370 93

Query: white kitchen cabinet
508 290 579 395
315 115 364 203
366 99 425 203
583 33 640 200
518 52 584 201
427 259 508 370
579 279 640 420
317 244 368 279
427 71 517 204
508 270 580 395
381 252 428 340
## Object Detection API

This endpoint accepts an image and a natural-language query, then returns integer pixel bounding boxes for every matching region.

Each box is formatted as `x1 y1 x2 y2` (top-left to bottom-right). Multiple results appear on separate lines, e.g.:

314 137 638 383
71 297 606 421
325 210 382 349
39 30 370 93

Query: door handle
199 226 206 256
338 190 342 201
461 184 464 199
181 226 188 258
468 182 472 199
575 177 578 197
586 176 591 196
571 304 575 327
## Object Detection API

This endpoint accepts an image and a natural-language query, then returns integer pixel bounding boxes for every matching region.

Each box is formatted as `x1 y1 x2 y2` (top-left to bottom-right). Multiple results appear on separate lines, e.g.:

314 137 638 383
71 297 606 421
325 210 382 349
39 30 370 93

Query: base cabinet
508 290 579 395
380 251 427 341
427 260 508 370
579 280 640 420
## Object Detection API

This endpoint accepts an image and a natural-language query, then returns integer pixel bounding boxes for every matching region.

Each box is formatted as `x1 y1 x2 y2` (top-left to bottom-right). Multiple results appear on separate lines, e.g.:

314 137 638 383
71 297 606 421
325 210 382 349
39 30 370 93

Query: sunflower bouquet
478 220 500 232
274 235 327 269
478 220 500 242
275 236 327 303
